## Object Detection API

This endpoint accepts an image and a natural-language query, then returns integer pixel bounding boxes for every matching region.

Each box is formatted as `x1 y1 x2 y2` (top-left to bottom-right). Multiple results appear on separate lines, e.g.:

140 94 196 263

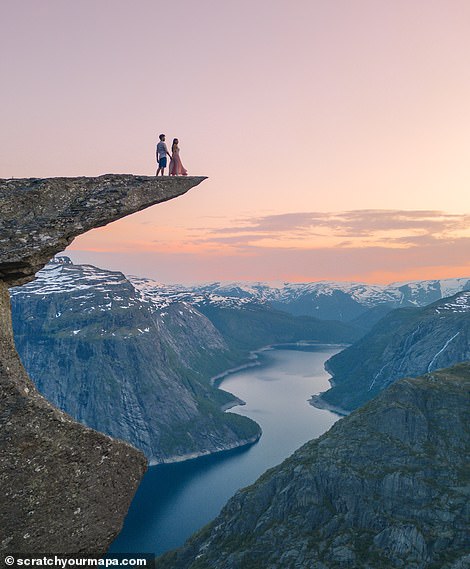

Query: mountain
316 291 470 412
11 258 260 464
126 277 365 350
184 303 360 352
11 258 359 464
129 276 470 325
159 363 470 569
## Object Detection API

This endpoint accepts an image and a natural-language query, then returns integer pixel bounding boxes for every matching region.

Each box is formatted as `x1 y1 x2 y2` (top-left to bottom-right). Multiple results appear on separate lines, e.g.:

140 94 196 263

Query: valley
11 257 357 463
9 256 470 567
110 344 341 556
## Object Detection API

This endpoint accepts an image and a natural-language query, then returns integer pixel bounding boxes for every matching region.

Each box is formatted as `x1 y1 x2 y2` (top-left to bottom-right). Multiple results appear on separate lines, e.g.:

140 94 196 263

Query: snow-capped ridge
128 274 470 314
12 260 470 321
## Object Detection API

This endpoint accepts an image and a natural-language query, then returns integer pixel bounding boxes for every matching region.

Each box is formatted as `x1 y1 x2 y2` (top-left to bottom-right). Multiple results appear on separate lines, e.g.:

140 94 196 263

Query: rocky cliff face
0 174 205 555
160 363 470 569
317 291 470 412
11 259 260 464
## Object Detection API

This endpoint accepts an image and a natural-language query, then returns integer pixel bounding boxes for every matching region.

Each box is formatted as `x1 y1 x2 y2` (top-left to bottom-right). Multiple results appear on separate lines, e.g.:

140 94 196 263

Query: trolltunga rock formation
0 174 206 286
0 174 206 555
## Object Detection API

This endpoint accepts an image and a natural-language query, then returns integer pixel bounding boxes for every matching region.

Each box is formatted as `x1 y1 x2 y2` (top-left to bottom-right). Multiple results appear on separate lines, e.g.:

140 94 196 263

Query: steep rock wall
0 174 205 554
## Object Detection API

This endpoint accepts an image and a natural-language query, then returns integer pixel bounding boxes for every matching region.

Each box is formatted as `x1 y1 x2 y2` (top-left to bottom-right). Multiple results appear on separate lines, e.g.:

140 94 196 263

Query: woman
169 138 188 176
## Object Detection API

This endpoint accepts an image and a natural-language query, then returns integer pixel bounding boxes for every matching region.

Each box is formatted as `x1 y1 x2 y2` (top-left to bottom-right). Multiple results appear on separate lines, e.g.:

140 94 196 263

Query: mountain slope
195 303 360 350
11 259 260 464
11 259 361 464
159 363 470 569
317 291 470 412
130 278 362 345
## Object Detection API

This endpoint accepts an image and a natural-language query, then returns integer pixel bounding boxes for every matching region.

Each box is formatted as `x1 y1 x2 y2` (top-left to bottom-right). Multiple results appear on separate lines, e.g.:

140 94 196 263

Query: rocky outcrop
160 363 470 569
0 175 205 554
0 282 146 554
0 174 206 286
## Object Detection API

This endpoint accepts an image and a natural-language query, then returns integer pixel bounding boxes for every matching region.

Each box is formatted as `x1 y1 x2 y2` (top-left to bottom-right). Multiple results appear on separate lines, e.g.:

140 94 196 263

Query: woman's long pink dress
169 147 188 176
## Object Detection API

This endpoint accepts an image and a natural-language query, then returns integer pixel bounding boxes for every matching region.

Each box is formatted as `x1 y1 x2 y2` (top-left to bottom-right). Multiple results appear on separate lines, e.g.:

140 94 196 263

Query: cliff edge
0 174 205 555
0 174 206 286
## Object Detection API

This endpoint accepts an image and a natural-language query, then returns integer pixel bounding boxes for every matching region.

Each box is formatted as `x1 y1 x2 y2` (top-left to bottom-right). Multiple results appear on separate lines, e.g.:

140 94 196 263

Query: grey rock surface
159 363 470 569
0 281 146 555
0 174 206 286
0 174 205 554
318 291 470 411
11 259 260 464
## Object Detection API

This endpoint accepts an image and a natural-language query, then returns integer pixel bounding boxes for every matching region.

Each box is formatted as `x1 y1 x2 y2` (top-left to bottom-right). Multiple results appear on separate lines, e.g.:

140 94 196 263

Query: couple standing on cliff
155 133 188 176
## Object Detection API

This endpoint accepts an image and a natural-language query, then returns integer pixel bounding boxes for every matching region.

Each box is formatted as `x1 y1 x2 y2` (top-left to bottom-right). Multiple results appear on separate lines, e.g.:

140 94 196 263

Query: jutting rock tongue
0 174 205 554
0 174 206 286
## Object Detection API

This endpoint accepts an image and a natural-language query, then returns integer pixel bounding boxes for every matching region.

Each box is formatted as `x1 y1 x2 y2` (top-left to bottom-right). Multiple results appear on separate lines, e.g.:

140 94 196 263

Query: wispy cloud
69 209 470 283
194 210 470 251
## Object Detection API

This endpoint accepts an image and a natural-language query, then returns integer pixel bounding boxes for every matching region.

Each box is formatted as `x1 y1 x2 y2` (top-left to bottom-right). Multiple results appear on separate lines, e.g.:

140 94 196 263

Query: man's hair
159 134 165 140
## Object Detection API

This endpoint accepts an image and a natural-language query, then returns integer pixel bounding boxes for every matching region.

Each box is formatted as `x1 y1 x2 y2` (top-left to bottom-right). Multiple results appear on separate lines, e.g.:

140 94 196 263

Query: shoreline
210 350 266 386
309 393 350 417
148 432 262 466
149 341 347 467
211 341 349 387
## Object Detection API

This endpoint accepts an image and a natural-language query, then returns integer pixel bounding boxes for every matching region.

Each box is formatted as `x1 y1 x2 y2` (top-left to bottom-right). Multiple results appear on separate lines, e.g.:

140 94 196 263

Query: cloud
194 209 470 250
69 209 470 283
68 238 470 284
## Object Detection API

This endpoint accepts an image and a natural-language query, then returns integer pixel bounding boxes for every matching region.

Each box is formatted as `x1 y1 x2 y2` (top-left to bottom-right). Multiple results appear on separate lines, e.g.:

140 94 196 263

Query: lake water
109 344 342 557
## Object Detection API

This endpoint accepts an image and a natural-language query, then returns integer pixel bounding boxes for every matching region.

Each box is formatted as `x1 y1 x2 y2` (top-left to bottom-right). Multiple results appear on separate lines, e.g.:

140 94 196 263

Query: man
156 134 172 176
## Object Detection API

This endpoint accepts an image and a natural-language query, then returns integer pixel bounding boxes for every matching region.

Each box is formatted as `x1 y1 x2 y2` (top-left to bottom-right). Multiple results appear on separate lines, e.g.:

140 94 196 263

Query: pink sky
1 1 469 283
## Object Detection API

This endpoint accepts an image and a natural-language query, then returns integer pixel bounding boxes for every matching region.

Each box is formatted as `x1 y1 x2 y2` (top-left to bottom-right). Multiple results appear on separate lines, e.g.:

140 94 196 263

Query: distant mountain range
315 291 470 412
10 257 358 463
129 275 470 326
159 362 470 569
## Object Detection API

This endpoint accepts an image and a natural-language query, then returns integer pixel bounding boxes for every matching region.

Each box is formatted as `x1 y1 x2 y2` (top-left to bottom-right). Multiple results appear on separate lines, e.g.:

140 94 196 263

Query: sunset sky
1 0 469 283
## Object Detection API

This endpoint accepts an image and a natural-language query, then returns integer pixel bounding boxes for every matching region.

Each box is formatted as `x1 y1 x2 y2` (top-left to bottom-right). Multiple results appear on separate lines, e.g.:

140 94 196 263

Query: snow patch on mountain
128 275 470 312
435 291 470 314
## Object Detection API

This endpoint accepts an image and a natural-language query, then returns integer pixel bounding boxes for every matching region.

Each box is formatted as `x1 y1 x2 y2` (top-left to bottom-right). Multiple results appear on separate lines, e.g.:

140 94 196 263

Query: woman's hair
172 138 178 150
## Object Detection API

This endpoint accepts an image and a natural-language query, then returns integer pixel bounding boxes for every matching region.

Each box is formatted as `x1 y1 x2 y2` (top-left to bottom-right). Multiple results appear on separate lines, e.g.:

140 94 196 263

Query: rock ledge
0 174 205 554
0 174 206 286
